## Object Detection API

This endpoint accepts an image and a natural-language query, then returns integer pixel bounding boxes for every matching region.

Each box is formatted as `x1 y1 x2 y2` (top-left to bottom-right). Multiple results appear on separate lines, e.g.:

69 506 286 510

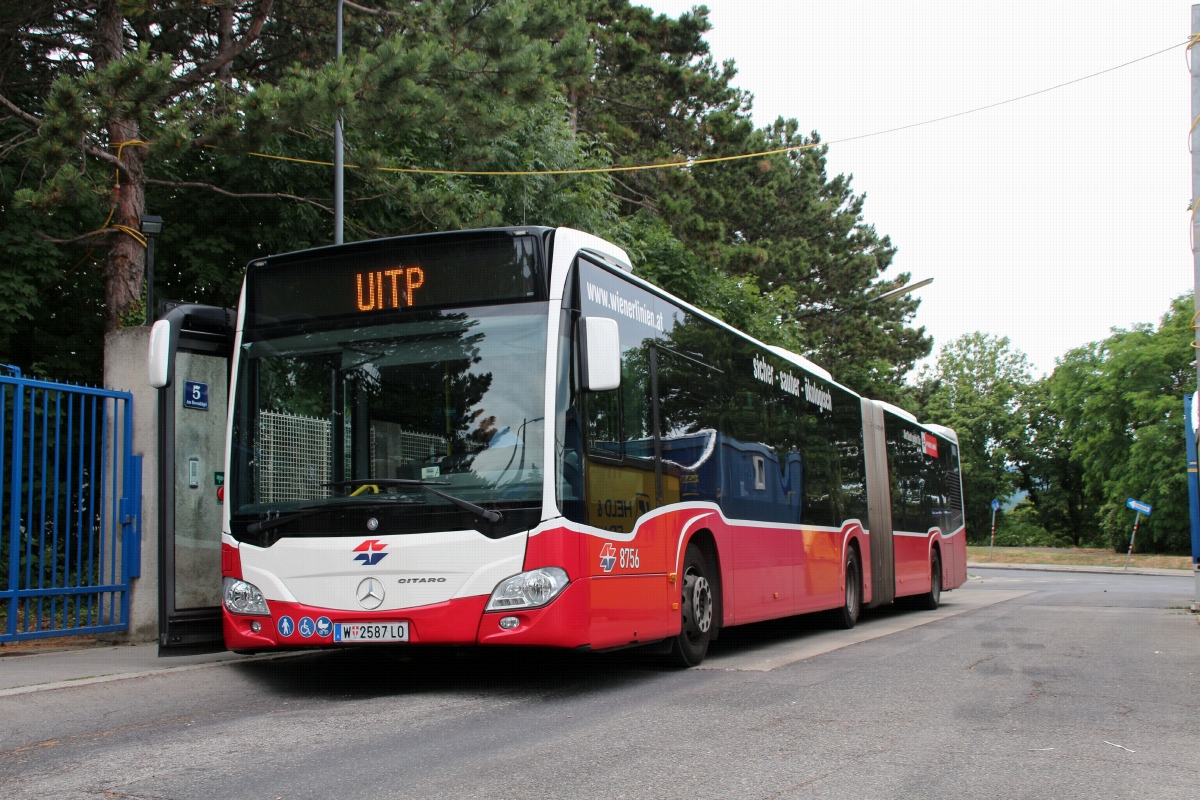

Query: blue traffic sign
991 499 1000 512
1126 498 1152 515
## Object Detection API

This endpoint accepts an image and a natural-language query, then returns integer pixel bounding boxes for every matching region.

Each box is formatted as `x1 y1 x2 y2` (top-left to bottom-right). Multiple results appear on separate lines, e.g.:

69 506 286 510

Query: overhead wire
85 39 1190 248
216 39 1188 177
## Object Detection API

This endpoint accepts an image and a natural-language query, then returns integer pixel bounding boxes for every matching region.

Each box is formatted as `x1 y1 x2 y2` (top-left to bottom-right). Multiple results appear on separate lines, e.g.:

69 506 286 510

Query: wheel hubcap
683 571 712 635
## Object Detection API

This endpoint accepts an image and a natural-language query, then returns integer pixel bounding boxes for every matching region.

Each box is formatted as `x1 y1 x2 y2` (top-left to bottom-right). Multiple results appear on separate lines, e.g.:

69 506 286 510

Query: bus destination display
356 267 425 311
246 232 543 326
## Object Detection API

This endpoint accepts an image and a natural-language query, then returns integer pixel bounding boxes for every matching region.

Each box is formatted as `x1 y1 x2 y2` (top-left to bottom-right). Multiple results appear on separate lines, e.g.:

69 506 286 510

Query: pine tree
1 0 588 336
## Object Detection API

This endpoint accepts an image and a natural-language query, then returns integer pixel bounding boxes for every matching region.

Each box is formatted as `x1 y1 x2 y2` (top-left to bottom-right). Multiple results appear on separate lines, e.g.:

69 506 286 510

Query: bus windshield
229 304 547 542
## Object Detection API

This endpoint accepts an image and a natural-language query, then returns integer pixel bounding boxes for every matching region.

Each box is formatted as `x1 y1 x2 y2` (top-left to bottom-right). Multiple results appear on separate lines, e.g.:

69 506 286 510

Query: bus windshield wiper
326 479 503 524
245 496 420 535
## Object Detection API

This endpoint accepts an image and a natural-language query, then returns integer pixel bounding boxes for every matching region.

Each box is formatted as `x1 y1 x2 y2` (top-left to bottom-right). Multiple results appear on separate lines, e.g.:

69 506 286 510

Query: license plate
334 621 409 642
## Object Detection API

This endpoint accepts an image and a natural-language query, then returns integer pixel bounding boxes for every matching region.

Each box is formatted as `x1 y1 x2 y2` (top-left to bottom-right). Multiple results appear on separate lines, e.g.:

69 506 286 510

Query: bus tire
668 545 715 668
832 546 861 629
916 551 942 610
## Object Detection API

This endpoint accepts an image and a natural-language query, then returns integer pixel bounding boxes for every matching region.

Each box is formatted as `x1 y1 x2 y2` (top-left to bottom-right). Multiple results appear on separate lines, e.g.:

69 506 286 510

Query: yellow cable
237 146 800 175
217 39 1187 177
97 140 152 248
110 224 148 247
66 225 148 247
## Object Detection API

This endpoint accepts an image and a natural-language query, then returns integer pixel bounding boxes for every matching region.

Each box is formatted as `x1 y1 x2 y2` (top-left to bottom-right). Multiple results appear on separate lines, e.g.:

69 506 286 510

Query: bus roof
764 345 833 382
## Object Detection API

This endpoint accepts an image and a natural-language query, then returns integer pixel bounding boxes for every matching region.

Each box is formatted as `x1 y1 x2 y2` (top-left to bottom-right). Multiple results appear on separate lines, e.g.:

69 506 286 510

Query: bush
992 502 1071 548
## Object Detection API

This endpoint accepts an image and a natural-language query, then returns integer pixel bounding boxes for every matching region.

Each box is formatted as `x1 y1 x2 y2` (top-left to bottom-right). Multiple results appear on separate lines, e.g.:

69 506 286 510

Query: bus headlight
486 567 569 611
223 577 270 616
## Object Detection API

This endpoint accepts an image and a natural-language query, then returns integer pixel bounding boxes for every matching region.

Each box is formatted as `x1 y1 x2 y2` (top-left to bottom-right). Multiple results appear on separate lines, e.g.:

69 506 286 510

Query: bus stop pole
1123 511 1142 571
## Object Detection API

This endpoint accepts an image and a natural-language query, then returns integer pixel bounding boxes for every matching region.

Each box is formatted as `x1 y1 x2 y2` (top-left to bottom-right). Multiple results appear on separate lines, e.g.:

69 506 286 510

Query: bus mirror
147 319 174 388
579 316 621 392
147 303 234 389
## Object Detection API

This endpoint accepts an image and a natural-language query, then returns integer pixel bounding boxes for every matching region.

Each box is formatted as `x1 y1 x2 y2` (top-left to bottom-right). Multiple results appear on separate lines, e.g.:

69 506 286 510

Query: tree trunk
103 118 147 332
566 87 578 135
96 0 147 333
218 7 235 86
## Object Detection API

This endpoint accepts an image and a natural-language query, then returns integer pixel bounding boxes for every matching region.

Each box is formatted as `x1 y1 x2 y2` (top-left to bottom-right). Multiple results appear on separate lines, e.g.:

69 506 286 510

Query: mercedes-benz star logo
356 577 385 610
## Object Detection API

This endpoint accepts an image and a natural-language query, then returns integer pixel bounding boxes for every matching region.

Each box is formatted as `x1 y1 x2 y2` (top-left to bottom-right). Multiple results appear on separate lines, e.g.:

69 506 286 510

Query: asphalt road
2 568 1197 799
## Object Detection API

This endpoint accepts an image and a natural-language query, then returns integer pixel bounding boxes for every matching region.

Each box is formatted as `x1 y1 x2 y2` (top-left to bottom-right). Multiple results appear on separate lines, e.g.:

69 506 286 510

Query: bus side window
585 386 622 458
799 416 837 527
621 342 654 461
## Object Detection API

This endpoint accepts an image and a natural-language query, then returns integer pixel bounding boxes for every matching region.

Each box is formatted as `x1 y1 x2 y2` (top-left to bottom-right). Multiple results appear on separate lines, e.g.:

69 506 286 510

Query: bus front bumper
223 580 593 651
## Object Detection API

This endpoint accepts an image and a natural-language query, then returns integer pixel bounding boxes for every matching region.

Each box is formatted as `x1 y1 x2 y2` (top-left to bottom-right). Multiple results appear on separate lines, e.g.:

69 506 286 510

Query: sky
643 1 1194 377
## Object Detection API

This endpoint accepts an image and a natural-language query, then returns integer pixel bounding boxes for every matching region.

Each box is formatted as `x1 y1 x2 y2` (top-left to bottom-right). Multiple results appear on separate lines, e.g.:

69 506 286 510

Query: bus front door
150 304 236 654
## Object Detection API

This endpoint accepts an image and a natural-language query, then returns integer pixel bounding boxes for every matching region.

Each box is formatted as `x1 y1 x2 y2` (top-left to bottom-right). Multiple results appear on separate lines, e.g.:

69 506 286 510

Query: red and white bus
159 226 966 666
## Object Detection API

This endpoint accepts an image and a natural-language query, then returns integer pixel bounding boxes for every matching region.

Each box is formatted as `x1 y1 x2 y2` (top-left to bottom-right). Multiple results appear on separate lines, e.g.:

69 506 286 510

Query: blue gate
1 366 141 642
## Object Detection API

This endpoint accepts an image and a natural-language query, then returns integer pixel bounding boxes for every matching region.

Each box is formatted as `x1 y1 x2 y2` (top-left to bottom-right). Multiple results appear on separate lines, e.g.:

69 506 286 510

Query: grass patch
967 546 1192 571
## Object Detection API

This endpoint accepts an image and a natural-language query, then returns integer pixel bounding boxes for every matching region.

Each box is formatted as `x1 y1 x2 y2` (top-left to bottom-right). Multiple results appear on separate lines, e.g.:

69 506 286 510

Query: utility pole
1191 6 1200 609
333 0 343 245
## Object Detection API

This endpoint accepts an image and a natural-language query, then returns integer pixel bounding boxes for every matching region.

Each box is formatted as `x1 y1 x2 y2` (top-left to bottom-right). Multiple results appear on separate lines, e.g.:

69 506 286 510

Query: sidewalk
1 563 1194 696
966 561 1194 577
0 642 291 697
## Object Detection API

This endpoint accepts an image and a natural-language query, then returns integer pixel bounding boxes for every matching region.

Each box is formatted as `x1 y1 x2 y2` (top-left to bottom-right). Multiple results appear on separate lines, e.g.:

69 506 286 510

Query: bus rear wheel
668 545 714 668
831 547 861 629
916 551 942 610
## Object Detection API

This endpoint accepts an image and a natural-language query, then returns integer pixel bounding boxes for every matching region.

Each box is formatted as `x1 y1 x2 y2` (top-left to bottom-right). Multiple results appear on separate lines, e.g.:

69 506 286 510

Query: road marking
698 589 1032 672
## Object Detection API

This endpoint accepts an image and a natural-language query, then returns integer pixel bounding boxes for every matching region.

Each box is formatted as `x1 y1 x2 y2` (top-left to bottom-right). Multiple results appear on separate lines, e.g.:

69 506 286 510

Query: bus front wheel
668 545 714 668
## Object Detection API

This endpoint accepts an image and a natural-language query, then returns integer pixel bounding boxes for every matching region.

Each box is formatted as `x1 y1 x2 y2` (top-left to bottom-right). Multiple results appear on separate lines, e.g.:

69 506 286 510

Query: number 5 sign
183 380 209 410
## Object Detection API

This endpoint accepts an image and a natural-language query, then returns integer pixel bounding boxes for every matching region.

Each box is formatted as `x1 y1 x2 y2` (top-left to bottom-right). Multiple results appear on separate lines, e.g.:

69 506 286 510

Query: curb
967 561 1193 578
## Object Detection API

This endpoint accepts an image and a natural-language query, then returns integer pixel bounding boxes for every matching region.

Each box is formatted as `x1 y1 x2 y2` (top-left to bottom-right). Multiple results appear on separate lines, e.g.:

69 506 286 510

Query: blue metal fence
1 366 141 642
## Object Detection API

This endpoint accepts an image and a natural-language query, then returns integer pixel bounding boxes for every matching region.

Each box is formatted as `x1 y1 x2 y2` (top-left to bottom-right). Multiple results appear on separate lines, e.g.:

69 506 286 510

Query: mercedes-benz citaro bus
149 227 967 666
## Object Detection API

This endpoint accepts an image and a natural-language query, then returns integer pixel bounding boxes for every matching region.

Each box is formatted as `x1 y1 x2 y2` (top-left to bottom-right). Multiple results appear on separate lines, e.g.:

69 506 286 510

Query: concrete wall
103 327 160 642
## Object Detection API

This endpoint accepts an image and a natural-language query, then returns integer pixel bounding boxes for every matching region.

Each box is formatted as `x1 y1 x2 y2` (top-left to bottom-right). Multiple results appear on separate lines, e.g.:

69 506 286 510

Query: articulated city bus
152 226 966 666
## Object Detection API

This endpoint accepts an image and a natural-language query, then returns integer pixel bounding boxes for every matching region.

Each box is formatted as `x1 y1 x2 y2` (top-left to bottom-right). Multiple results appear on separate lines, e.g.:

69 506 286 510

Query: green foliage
916 332 1033 542
991 502 1070 548
4 2 1196 556
1059 295 1196 554
918 296 1198 554
3 0 597 343
3 0 929 395
1011 358 1098 546
691 123 929 399
568 5 929 398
